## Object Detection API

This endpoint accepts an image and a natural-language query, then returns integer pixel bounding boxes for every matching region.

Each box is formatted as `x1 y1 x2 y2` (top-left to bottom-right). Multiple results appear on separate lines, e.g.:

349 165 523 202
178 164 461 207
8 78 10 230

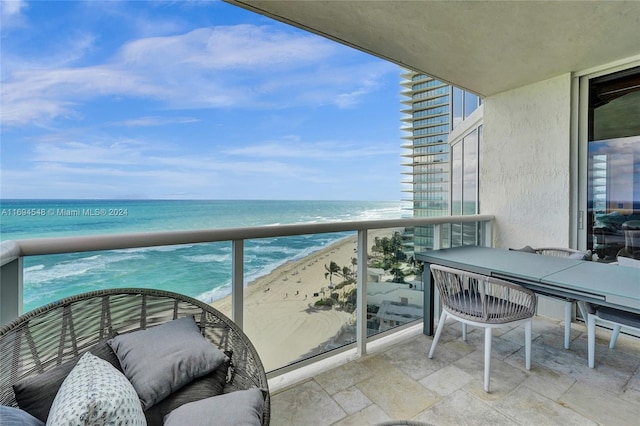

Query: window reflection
587 67 640 261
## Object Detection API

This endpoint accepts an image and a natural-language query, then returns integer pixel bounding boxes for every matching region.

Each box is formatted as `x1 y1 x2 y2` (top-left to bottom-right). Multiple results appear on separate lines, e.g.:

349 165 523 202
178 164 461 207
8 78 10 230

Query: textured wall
482 74 572 249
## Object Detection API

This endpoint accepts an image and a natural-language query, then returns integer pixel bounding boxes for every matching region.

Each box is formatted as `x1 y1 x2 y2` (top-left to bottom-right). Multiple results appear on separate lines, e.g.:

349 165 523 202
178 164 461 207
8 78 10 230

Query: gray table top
416 246 640 312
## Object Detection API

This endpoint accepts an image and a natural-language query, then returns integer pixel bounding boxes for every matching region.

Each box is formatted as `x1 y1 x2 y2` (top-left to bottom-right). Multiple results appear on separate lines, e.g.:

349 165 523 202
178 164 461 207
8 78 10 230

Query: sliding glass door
586 66 640 261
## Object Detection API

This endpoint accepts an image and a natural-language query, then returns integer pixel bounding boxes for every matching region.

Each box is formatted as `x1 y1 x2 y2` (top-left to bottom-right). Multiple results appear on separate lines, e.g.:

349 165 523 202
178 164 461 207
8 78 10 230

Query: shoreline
212 228 399 371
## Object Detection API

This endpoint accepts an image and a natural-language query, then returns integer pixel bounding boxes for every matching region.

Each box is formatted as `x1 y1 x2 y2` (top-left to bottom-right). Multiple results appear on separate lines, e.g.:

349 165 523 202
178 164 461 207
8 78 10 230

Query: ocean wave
112 244 194 254
24 264 45 272
196 281 232 304
24 253 144 285
183 253 231 263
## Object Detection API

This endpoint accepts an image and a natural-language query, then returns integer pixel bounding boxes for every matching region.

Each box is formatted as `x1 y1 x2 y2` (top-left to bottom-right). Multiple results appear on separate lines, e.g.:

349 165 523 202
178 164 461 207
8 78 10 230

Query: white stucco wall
482 74 573 249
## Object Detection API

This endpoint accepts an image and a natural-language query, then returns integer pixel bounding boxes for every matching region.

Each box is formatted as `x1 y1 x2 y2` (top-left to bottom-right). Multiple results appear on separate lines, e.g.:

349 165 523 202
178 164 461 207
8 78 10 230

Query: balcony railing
0 214 494 375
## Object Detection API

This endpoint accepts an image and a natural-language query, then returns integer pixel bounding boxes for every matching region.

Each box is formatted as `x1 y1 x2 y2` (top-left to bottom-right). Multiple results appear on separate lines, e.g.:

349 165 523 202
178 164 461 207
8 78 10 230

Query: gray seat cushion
596 306 640 328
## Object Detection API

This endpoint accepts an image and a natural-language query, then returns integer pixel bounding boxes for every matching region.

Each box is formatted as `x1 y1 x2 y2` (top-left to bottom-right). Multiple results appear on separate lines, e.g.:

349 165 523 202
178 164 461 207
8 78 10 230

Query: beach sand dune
212 229 398 371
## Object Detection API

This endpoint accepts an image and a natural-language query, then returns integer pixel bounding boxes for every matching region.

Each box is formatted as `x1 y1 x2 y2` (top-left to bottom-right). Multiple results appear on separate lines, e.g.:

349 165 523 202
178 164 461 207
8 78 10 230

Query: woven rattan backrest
0 288 269 425
430 264 537 324
534 247 585 257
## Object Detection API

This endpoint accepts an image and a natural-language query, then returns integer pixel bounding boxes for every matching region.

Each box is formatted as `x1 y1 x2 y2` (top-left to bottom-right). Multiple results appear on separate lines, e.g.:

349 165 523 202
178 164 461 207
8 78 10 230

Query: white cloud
1 23 396 126
1 0 27 27
117 116 200 127
223 139 399 159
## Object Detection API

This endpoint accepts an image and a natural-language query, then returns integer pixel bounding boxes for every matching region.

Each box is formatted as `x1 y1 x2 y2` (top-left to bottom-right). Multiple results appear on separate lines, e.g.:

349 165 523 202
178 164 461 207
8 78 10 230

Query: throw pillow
13 337 122 423
0 405 44 426
108 316 228 410
163 388 266 426
46 352 145 426
144 351 232 426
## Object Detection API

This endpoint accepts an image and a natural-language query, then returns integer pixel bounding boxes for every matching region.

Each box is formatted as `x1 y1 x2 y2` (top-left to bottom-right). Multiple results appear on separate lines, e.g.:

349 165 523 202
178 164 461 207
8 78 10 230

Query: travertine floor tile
413 389 514 426
559 380 640 425
333 386 372 415
271 380 345 426
494 385 596 426
357 362 439 419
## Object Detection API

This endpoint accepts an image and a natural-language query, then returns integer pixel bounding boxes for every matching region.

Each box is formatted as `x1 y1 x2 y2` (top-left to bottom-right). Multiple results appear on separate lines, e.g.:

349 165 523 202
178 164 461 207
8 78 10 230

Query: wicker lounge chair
428 265 537 392
0 288 270 425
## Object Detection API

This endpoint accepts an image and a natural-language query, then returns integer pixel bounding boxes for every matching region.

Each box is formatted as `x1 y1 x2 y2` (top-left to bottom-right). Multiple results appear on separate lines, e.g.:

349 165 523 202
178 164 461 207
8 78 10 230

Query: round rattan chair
0 288 270 425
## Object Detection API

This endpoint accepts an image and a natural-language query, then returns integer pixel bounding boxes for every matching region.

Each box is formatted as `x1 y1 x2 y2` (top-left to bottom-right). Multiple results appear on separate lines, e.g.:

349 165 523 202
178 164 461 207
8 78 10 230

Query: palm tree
324 261 340 288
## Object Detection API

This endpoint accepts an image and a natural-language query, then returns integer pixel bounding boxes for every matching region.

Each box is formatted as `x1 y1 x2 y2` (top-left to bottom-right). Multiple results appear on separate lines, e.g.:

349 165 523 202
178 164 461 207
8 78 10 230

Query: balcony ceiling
225 0 640 96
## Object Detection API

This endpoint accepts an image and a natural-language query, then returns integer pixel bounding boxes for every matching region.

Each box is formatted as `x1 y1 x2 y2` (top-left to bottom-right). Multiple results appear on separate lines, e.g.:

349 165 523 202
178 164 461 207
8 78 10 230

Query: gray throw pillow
12 337 121 423
108 316 228 410
163 388 266 426
0 405 44 426
144 351 232 426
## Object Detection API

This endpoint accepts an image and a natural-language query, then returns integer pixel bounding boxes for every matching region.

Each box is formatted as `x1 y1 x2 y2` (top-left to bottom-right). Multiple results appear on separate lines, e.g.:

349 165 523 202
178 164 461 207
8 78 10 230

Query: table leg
423 263 434 336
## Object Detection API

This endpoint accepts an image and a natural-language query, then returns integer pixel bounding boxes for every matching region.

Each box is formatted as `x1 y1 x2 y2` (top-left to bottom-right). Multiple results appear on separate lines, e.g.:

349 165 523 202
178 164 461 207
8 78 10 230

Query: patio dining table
416 246 640 336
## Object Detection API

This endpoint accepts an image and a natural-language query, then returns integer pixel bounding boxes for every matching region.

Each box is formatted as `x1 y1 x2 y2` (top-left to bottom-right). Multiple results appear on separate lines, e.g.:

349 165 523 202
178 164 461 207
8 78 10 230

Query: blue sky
0 0 403 201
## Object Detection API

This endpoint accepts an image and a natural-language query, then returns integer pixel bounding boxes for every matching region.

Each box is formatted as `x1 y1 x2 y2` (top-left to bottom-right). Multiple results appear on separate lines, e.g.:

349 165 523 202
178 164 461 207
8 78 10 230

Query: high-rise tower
401 71 481 253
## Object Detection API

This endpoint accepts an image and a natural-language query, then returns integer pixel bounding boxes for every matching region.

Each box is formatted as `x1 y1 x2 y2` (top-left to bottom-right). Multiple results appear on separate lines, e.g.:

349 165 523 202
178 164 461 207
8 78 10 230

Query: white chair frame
428 265 537 392
533 247 590 349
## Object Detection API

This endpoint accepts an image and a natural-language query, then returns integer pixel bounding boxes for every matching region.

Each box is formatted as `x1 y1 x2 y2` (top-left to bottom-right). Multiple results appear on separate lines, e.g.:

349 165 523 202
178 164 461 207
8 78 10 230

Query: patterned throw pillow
46 352 145 426
13 337 122 423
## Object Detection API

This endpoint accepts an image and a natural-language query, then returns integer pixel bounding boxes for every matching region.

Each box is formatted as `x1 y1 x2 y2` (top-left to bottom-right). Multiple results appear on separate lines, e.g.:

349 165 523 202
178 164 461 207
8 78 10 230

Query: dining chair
428 264 537 392
533 247 590 349
587 256 640 368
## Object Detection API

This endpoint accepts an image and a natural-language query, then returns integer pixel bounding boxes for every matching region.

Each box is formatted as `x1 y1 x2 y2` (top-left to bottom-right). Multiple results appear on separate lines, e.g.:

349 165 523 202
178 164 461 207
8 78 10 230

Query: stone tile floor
269 316 640 425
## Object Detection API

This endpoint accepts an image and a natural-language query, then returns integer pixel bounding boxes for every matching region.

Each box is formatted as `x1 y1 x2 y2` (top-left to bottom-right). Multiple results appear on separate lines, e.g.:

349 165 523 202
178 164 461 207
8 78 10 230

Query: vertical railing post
231 240 244 329
356 229 368 357
482 220 493 247
433 224 442 250
0 257 23 326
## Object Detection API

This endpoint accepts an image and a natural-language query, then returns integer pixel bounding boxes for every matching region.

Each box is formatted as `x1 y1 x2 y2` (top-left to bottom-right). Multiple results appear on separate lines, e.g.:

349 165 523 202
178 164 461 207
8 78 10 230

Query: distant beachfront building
400 71 483 253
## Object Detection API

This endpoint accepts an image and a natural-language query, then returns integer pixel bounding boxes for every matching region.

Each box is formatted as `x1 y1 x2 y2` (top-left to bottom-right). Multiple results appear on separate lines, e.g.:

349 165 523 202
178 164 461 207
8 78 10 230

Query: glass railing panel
21 242 233 314
234 232 358 372
366 227 423 338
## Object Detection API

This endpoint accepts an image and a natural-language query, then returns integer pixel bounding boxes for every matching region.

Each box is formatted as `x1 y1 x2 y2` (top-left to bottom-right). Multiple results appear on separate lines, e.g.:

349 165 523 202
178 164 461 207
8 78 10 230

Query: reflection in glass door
587 67 640 261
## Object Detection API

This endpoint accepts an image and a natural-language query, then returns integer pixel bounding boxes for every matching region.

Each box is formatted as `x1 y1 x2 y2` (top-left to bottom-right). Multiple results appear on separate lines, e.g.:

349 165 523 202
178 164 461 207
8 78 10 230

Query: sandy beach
212 229 398 371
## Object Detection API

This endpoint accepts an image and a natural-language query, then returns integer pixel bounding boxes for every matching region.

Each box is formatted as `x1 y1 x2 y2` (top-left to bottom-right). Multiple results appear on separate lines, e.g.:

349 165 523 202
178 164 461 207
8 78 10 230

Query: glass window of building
452 87 463 129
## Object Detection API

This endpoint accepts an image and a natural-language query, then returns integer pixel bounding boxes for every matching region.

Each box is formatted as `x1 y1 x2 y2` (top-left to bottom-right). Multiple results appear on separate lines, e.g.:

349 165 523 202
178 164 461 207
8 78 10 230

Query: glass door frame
576 58 640 253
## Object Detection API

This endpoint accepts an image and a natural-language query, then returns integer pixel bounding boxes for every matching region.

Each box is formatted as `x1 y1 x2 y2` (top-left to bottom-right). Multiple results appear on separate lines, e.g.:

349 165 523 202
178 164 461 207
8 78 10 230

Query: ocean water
0 200 405 312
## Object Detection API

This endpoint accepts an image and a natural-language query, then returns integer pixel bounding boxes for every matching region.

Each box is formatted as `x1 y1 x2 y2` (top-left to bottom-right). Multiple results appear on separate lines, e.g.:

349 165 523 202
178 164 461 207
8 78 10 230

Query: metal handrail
1 215 494 264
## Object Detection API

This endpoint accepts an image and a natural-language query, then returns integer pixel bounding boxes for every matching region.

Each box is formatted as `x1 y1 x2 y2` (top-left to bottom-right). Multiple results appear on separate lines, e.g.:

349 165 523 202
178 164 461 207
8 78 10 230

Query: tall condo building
400 71 482 253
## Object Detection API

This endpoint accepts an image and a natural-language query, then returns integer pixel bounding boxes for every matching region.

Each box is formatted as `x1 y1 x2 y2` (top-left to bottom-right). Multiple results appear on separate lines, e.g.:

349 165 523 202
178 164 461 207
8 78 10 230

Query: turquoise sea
0 200 405 312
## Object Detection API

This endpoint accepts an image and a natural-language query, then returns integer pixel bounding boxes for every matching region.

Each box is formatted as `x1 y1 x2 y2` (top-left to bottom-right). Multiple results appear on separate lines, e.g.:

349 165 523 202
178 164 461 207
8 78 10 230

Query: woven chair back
430 264 537 324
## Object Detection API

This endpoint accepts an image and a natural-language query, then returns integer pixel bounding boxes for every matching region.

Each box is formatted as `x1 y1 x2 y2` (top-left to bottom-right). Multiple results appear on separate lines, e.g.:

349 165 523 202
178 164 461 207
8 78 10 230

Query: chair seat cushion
596 306 640 328
448 291 532 323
